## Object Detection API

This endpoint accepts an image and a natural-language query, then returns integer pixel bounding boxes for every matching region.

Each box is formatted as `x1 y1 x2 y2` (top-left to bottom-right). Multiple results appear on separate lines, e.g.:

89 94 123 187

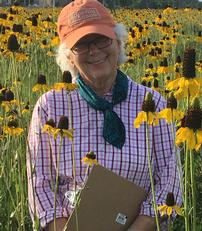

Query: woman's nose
88 43 100 55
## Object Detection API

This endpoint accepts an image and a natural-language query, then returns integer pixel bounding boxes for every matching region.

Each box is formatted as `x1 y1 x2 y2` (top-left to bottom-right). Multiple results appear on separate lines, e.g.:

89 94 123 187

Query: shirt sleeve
139 94 183 218
27 94 69 229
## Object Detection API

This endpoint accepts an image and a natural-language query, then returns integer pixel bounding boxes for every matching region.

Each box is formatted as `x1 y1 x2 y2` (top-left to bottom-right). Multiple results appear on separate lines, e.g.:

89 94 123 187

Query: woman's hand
46 218 68 231
127 215 156 231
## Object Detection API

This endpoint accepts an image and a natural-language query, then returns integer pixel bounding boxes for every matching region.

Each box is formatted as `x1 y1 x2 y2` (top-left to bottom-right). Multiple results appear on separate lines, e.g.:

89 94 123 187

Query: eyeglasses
71 37 113 55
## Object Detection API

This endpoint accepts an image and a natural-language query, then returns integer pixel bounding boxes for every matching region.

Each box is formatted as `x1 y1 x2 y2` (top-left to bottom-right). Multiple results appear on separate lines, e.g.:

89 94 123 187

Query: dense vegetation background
0 3 202 231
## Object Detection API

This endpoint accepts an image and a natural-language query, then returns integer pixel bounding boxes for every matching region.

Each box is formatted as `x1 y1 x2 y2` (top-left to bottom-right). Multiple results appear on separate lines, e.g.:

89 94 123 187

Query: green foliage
105 0 202 8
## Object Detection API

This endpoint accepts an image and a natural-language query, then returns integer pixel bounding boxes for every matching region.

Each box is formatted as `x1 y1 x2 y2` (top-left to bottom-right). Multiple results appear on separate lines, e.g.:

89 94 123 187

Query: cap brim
64 24 116 49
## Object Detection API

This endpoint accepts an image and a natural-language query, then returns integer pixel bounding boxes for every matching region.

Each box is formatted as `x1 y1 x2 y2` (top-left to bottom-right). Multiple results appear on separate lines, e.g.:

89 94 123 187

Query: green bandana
76 69 128 149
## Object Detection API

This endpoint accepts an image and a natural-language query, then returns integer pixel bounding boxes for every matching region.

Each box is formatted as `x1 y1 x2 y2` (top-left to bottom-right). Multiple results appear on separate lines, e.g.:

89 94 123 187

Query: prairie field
0 5 202 231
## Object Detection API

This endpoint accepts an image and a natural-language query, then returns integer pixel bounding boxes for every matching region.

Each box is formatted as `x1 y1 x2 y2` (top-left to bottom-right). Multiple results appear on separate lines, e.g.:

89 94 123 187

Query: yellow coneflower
158 192 182 217
167 78 201 99
195 31 202 43
53 116 74 140
174 55 182 71
7 34 20 52
25 19 33 27
11 4 24 13
51 36 60 47
15 52 29 62
32 74 49 93
22 102 30 115
141 73 154 83
53 71 77 91
7 109 19 120
0 84 6 93
47 50 55 57
81 151 98 166
164 76 172 94
158 93 184 123
1 89 20 112
3 119 23 136
141 40 149 55
147 48 159 62
145 63 156 75
42 17 55 29
42 119 56 136
167 48 202 99
0 126 4 141
155 14 163 23
157 58 172 74
40 39 50 49
13 78 21 86
29 14 38 27
134 92 159 128
174 66 181 79
196 60 202 73
170 35 177 44
176 98 202 151
131 43 142 57
151 78 161 93
184 7 191 12
163 6 175 15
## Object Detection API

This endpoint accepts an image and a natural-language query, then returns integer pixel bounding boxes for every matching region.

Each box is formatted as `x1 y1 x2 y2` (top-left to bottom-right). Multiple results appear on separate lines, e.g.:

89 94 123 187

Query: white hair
55 23 128 83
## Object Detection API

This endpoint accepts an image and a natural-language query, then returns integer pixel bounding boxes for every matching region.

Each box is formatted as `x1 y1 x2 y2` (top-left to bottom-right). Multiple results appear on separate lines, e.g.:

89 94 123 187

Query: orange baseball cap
57 0 116 49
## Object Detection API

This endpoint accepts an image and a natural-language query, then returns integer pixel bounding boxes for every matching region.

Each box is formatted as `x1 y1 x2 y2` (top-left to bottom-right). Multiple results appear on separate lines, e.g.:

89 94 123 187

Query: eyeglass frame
71 37 113 55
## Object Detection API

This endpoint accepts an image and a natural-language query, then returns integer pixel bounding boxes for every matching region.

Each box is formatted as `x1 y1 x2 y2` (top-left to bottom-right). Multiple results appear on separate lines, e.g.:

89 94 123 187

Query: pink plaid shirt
27 77 182 229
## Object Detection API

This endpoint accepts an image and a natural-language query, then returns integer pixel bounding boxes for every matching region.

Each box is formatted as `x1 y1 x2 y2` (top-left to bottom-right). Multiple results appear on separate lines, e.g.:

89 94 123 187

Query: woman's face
69 34 120 84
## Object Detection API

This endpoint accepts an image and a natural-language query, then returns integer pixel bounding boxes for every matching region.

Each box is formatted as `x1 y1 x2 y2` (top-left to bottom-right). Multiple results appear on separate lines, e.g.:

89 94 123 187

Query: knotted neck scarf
76 69 128 149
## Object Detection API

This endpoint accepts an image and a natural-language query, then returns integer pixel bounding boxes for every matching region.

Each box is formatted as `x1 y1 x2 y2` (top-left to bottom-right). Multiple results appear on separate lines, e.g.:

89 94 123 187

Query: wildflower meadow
0 4 202 231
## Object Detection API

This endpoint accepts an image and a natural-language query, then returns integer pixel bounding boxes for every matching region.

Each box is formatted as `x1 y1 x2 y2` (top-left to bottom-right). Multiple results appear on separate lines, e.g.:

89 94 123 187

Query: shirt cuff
139 201 156 217
39 207 69 229
139 201 171 230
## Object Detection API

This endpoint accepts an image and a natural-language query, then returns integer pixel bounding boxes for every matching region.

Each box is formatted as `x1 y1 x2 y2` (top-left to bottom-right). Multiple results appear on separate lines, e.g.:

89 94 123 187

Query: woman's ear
68 52 75 67
117 40 121 53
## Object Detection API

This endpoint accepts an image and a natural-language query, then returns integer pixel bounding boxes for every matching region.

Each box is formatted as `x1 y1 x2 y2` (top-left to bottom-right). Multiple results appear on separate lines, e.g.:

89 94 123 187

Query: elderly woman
27 0 182 230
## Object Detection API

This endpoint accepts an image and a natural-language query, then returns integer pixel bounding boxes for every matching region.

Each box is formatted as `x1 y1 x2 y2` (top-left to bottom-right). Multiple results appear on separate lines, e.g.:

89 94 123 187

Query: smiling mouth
88 57 107 65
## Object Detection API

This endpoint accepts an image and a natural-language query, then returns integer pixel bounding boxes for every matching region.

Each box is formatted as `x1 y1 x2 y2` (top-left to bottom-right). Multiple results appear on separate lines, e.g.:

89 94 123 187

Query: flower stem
67 92 79 231
54 136 63 231
171 116 184 204
168 216 172 231
63 166 90 231
184 92 191 231
184 144 190 231
83 165 90 184
17 149 25 231
190 149 196 231
146 123 160 231
71 137 79 231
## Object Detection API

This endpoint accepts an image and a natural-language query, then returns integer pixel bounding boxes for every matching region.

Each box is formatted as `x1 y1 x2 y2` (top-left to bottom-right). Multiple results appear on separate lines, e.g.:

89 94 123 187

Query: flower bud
62 71 72 83
37 74 46 84
45 119 56 128
166 192 175 206
7 34 20 52
7 119 18 128
86 151 96 160
176 55 181 63
183 48 196 79
167 93 177 109
5 89 14 101
58 116 69 129
142 92 156 112
181 98 202 129
153 79 159 88
32 15 38 26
